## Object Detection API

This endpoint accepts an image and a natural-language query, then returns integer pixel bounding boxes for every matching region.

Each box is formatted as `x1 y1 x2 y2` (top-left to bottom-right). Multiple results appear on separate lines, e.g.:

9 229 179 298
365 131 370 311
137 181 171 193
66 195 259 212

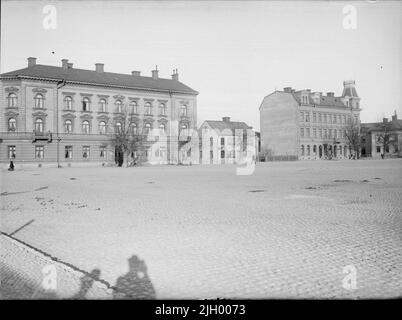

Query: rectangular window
324 129 327 139
35 146 44 159
376 146 381 153
221 137 225 145
8 146 16 159
328 129 332 138
319 129 322 138
82 146 90 160
334 130 337 139
333 114 337 124
313 113 316 123
65 146 73 159
306 128 310 137
313 128 317 138
305 113 310 122
300 128 304 138
300 112 304 122
100 146 106 158
318 113 322 123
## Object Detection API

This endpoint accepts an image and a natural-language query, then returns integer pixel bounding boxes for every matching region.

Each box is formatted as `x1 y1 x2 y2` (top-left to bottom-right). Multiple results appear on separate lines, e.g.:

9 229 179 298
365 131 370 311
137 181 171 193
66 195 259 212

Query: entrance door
115 146 124 166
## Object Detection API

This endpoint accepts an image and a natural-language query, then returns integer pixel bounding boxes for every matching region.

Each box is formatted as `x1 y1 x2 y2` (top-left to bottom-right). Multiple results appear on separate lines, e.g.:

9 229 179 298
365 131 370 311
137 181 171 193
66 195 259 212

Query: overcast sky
1 0 401 130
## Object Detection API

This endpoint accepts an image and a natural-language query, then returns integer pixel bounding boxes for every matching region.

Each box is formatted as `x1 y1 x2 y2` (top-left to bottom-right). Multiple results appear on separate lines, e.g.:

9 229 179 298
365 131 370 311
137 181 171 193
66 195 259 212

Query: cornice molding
5 86 19 92
32 87 48 93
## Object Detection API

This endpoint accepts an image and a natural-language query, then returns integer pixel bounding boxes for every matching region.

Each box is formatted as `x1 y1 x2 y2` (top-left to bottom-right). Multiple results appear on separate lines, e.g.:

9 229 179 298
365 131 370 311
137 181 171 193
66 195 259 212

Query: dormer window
302 96 308 104
7 93 17 108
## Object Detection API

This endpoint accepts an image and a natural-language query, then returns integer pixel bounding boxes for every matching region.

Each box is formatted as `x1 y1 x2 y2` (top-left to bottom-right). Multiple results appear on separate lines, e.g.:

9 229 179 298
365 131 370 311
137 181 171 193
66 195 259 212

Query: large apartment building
0 58 198 167
259 80 361 160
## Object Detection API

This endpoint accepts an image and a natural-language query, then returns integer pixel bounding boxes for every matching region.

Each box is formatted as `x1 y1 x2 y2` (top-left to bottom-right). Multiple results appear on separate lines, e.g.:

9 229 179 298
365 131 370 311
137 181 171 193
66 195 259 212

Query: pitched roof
291 91 346 107
201 120 251 134
342 86 358 98
361 119 402 132
0 64 198 95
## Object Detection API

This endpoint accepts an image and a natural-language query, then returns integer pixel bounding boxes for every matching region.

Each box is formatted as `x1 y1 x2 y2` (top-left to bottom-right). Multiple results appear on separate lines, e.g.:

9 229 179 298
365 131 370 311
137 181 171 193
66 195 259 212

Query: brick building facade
0 58 198 167
259 81 361 160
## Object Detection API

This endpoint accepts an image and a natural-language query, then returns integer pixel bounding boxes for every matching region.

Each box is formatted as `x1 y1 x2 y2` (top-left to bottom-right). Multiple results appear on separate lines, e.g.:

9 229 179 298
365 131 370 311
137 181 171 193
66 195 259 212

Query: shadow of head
114 255 156 300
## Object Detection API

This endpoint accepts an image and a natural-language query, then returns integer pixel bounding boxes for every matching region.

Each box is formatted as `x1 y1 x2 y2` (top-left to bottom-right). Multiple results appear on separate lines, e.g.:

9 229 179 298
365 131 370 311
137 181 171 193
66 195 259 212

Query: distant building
198 117 258 164
259 81 361 160
0 57 198 167
361 111 402 158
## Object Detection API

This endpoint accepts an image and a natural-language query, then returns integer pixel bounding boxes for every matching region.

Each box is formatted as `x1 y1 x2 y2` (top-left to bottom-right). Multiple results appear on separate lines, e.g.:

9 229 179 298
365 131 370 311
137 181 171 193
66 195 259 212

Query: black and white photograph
0 0 401 309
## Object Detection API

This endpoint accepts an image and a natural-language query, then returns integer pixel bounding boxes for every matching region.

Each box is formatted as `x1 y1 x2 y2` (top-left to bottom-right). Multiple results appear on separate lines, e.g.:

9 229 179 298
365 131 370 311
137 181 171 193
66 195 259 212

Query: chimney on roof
171 69 179 81
306 89 311 93
392 110 398 121
27 57 37 67
152 66 159 79
283 87 292 93
222 117 231 122
131 71 141 76
61 59 68 69
327 92 334 97
95 63 104 73
383 117 388 124
67 63 73 69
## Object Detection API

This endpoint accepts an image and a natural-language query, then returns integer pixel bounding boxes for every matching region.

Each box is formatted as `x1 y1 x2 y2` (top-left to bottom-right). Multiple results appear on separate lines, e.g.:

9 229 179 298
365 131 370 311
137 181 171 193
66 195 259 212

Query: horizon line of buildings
1 57 400 167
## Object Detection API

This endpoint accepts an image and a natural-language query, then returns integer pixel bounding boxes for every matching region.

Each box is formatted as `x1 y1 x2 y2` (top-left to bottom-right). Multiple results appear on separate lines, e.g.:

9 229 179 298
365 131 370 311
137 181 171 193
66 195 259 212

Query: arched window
159 123 166 135
65 119 72 133
35 94 44 108
115 121 122 133
313 145 317 155
307 145 310 156
8 93 17 108
180 105 188 117
82 120 90 134
99 99 107 112
8 118 17 132
130 122 138 134
99 121 106 134
64 96 73 110
145 102 152 115
159 103 166 116
301 145 305 156
82 97 90 112
116 100 123 113
35 118 44 133
130 101 138 114
144 123 151 135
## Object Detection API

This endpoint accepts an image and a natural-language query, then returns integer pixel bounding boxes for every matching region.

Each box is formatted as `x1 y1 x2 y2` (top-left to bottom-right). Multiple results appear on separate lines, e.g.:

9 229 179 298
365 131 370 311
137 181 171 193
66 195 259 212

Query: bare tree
344 117 361 159
109 104 147 167
377 123 394 158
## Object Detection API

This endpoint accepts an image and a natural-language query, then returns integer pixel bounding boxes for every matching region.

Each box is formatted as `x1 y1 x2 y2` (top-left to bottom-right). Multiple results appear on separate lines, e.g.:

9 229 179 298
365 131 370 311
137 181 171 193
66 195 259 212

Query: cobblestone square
1 160 401 299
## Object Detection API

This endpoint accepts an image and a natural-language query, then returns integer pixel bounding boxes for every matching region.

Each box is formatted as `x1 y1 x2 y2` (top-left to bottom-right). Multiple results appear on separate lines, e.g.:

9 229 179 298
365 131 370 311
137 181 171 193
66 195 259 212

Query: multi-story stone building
259 81 361 160
360 111 402 158
198 117 258 164
0 57 198 167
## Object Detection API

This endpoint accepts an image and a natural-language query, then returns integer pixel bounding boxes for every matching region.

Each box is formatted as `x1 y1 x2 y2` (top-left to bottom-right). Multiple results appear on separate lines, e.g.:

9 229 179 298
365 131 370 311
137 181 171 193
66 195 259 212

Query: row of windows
300 127 346 139
6 92 189 117
300 112 358 125
300 144 348 156
7 117 189 134
7 145 106 160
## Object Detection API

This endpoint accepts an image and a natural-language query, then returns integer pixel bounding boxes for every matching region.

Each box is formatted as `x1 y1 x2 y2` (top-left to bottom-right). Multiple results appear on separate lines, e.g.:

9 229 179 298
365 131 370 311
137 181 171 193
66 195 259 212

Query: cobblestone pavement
1 160 401 299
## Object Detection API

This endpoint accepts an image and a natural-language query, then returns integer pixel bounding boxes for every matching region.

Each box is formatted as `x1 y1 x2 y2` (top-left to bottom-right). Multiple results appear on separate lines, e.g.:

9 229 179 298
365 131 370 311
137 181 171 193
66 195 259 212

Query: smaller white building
198 117 258 164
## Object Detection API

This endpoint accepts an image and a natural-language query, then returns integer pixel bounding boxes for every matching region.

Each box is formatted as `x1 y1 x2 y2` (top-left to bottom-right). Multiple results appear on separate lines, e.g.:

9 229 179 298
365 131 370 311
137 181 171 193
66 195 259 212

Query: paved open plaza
1 160 401 299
